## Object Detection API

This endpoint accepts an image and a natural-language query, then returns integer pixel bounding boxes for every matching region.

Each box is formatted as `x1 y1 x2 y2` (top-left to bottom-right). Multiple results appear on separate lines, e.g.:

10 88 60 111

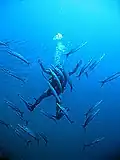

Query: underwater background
0 0 120 159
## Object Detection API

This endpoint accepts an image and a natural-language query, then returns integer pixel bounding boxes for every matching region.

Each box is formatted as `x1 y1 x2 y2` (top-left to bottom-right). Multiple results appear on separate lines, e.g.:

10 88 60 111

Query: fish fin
70 120 74 124
25 120 29 126
21 111 24 117
63 52 69 59
38 132 48 146
65 107 70 112
82 144 86 151
23 78 28 83
98 81 105 87
66 54 69 59
26 140 32 147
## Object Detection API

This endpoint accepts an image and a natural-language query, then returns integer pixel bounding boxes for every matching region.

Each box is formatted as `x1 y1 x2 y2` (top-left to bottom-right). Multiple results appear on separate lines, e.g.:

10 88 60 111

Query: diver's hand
78 60 82 66
38 59 42 64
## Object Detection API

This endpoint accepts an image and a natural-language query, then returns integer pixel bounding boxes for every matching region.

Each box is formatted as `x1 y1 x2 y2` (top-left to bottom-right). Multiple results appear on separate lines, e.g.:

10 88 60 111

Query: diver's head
56 63 63 70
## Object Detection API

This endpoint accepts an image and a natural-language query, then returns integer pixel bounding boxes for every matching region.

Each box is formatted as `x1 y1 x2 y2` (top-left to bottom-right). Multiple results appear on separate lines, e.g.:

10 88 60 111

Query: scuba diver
18 59 82 121
18 41 86 121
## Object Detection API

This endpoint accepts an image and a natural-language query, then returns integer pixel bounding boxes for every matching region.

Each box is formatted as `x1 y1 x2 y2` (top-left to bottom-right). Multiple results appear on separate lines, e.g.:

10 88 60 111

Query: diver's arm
69 60 82 76
38 59 50 74
62 68 74 92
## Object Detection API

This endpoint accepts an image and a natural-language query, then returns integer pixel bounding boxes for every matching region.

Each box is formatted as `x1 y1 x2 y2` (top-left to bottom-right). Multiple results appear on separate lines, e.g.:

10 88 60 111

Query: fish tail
66 115 74 124
66 54 69 59
25 120 29 126
38 132 48 146
22 78 28 84
26 140 32 147
82 144 86 151
99 80 105 87
64 53 69 59
21 111 24 117
27 61 31 66
76 74 79 78
6 123 12 129
4 42 10 47
76 75 81 80
5 39 17 45
82 124 87 133
70 120 74 124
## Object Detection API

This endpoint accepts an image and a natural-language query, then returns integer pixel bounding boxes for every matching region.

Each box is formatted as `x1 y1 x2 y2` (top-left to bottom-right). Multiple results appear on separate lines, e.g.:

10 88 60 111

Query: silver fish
4 99 24 117
69 60 82 76
51 65 65 82
82 137 105 151
65 41 88 58
15 112 29 126
0 65 26 83
17 124 40 145
57 103 74 124
0 41 9 47
85 53 105 78
49 68 62 93
62 69 74 92
6 49 30 65
85 100 103 118
99 72 120 87
42 72 61 103
0 120 10 129
40 109 57 124
38 59 50 74
0 39 21 47
47 81 61 103
15 128 32 147
77 58 93 79
82 108 100 131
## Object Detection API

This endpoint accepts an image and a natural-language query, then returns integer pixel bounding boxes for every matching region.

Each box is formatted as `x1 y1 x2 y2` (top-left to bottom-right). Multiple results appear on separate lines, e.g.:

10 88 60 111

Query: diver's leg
34 89 52 106
55 104 64 120
30 89 52 111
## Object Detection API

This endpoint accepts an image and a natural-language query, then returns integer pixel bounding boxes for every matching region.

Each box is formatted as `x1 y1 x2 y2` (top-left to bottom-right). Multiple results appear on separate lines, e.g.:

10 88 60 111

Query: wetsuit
28 64 67 118
27 61 80 119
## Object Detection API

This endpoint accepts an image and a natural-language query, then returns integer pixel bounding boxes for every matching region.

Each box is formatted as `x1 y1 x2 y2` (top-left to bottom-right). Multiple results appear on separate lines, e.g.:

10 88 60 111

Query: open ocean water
0 0 120 160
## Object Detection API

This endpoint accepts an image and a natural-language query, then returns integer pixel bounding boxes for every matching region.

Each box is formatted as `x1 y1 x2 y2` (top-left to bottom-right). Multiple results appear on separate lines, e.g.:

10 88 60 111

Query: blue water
0 0 120 160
